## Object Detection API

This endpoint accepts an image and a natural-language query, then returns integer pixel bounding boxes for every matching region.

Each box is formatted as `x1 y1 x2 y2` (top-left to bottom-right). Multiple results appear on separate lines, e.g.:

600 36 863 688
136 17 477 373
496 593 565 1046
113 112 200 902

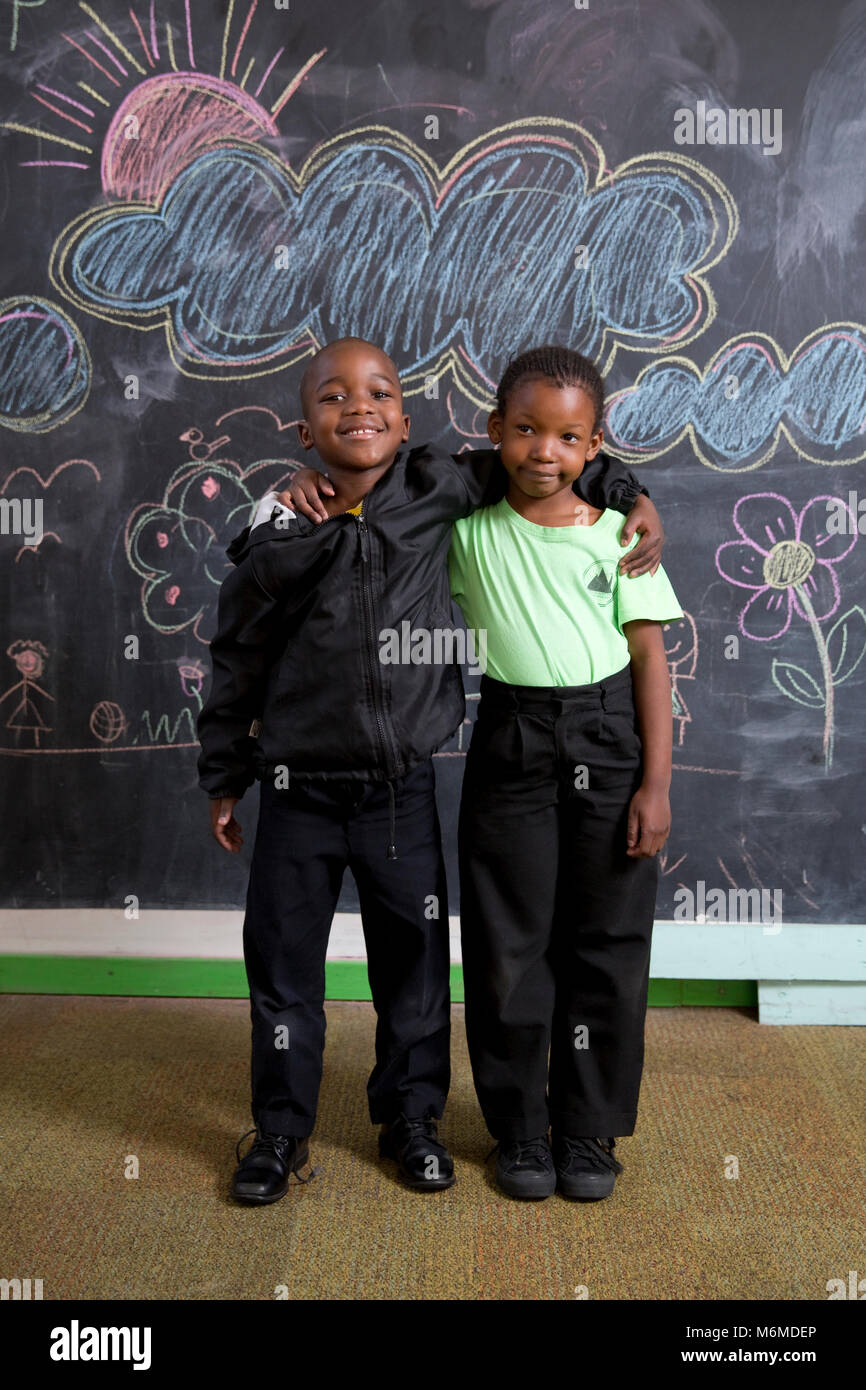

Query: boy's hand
619 495 664 577
276 467 334 524
210 796 242 852
626 785 671 857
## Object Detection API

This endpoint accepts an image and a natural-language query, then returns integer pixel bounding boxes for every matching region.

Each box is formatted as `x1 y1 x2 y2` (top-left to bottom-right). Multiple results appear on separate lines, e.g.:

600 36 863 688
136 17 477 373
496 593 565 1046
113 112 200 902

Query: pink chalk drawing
215 406 301 434
89 700 128 743
125 406 302 641
179 661 205 700
8 0 323 212
180 428 231 461
715 492 863 770
100 70 280 203
1 458 101 558
444 390 492 443
1 640 55 746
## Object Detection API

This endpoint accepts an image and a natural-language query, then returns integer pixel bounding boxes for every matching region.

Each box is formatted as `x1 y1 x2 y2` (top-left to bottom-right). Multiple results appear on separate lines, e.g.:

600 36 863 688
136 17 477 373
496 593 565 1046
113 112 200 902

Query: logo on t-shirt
583 560 618 606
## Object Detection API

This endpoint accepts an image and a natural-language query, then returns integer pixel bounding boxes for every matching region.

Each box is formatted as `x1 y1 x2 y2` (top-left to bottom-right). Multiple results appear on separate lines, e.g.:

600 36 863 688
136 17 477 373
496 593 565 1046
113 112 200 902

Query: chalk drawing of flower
715 492 864 770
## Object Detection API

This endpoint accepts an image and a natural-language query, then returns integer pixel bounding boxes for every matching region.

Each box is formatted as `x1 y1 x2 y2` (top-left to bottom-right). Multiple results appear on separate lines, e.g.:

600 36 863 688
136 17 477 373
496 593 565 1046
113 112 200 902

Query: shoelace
390 1117 447 1155
235 1128 317 1182
558 1137 623 1174
396 1118 439 1141
487 1137 551 1164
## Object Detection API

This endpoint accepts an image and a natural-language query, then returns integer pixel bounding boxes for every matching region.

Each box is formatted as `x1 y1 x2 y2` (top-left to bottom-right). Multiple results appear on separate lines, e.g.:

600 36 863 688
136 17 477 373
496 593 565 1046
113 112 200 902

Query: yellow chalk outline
603 326 866 470
48 116 738 398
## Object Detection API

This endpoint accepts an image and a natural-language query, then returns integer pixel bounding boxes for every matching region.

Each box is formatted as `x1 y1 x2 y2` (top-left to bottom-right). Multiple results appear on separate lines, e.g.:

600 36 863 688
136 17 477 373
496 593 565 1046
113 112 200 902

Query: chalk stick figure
1 638 54 746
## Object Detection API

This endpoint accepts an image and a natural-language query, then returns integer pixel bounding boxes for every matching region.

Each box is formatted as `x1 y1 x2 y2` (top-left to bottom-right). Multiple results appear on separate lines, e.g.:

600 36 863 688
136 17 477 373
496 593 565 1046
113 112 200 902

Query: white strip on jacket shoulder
251 490 296 530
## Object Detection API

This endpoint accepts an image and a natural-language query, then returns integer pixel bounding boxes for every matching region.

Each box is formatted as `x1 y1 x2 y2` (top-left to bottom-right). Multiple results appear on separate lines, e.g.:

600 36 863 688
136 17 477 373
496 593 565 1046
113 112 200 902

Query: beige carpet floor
1 995 863 1300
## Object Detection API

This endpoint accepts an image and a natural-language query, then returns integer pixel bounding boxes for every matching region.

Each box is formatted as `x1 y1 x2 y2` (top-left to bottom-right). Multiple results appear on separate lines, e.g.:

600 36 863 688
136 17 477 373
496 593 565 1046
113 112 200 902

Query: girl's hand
276 468 334 524
210 796 242 853
626 784 671 857
619 495 664 577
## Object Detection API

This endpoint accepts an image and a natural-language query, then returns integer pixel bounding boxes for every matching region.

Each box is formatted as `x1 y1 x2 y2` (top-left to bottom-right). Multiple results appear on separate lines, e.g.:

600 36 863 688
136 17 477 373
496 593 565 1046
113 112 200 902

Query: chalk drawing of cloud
125 454 296 640
49 120 736 400
604 327 866 470
0 297 91 433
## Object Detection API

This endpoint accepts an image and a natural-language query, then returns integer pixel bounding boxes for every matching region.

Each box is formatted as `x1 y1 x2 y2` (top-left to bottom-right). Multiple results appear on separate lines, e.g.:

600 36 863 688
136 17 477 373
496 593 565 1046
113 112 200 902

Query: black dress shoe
378 1114 456 1191
231 1128 312 1205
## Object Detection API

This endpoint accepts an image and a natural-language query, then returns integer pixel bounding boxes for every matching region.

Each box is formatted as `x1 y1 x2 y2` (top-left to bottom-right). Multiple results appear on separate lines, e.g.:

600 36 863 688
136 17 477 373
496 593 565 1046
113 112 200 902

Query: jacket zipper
356 513 398 779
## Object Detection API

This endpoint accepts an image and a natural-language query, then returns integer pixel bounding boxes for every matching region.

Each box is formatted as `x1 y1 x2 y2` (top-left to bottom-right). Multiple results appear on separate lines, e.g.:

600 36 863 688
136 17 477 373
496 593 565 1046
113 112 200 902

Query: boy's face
297 343 410 471
487 378 603 500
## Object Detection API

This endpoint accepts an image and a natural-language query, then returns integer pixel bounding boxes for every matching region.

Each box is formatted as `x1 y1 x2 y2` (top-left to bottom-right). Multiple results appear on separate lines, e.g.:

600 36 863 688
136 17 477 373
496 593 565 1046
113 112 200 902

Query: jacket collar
225 450 411 564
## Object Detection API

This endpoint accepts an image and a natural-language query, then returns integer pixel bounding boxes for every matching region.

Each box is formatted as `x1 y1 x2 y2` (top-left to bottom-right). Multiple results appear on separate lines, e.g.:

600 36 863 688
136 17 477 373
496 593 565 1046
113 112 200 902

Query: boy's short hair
299 337 401 416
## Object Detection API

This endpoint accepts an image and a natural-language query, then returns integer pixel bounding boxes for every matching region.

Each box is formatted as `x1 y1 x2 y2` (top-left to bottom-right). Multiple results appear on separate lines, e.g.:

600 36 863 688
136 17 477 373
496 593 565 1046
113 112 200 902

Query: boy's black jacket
197 446 648 798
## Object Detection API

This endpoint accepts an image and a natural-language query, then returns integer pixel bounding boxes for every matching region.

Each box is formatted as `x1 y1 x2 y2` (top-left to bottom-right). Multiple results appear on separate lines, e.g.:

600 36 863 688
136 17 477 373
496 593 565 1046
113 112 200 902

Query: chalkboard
2 0 865 923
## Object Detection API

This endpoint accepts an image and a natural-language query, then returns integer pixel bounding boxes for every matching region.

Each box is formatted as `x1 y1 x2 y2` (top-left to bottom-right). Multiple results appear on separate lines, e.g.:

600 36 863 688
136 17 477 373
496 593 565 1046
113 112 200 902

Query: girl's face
487 377 603 500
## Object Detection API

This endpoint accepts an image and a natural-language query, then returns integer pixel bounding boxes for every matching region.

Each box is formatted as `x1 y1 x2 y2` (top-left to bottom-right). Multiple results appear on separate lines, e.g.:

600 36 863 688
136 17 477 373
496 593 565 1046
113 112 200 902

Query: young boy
449 346 683 1200
198 337 663 1204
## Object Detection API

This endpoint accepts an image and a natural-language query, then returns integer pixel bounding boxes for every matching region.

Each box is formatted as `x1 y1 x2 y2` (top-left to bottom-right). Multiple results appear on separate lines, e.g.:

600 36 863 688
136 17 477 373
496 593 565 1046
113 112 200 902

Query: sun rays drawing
8 1 312 173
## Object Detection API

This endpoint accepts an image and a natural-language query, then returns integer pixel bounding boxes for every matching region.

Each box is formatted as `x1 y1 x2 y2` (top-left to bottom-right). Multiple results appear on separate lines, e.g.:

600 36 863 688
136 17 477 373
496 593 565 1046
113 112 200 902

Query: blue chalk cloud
605 330 866 469
51 133 731 393
0 297 91 432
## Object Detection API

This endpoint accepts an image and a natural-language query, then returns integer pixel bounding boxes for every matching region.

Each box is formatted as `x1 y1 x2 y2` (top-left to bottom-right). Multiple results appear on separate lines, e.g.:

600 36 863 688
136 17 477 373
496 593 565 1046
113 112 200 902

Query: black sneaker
230 1127 312 1205
495 1136 556 1199
378 1115 456 1191
553 1136 623 1200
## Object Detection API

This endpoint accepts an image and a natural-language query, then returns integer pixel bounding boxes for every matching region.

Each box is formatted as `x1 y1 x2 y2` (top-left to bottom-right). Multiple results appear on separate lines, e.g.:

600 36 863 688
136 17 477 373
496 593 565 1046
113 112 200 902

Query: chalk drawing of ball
89 701 128 744
0 297 91 433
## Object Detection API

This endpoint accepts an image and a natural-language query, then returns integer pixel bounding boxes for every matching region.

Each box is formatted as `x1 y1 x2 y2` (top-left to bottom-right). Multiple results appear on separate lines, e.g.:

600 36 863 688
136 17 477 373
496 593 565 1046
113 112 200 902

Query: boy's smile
297 340 410 478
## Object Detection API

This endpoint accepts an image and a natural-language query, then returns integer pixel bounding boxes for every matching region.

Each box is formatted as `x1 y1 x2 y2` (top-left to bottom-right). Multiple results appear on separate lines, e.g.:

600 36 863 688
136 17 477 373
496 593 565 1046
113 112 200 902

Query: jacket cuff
204 780 250 799
613 479 650 513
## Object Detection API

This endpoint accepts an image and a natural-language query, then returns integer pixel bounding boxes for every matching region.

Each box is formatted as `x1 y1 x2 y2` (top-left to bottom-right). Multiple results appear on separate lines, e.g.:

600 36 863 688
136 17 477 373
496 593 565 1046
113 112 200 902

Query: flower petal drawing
733 491 797 550
715 540 766 589
740 584 792 642
797 495 858 563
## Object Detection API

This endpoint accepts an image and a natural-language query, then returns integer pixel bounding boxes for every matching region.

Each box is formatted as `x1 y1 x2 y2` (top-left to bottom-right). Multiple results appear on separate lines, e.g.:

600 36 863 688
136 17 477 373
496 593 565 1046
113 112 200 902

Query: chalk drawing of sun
5 1 322 195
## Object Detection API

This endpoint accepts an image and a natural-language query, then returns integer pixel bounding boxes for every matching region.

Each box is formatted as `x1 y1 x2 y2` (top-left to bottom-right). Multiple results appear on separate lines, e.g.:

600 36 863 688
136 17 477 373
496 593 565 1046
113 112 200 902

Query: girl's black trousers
458 664 659 1142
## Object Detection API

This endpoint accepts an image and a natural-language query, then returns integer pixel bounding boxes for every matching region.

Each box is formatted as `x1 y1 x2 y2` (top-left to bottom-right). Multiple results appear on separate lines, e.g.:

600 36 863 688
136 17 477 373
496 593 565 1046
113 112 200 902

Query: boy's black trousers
242 760 450 1137
458 664 659 1142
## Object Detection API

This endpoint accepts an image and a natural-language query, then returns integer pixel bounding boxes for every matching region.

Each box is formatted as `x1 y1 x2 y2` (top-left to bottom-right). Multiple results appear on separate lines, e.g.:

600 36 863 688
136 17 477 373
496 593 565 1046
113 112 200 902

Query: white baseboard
757 981 866 1024
1 912 863 979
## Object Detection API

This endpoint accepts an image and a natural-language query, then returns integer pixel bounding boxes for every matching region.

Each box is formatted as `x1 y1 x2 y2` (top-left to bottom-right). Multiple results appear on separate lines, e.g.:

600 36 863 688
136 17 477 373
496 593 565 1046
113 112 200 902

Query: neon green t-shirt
448 497 684 687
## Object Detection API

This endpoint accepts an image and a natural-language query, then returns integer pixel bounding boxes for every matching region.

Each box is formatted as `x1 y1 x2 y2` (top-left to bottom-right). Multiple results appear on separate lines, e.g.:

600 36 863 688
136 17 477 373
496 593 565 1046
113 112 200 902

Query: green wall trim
0 955 757 1006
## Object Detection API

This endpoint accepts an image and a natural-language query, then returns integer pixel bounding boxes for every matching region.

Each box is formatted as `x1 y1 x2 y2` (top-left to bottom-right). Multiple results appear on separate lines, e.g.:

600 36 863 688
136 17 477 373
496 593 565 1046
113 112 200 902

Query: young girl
448 345 683 1201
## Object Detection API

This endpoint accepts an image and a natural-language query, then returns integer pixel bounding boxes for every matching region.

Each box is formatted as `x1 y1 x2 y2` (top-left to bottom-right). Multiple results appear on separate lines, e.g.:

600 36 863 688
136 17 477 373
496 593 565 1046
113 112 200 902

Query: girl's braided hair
495 345 605 434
